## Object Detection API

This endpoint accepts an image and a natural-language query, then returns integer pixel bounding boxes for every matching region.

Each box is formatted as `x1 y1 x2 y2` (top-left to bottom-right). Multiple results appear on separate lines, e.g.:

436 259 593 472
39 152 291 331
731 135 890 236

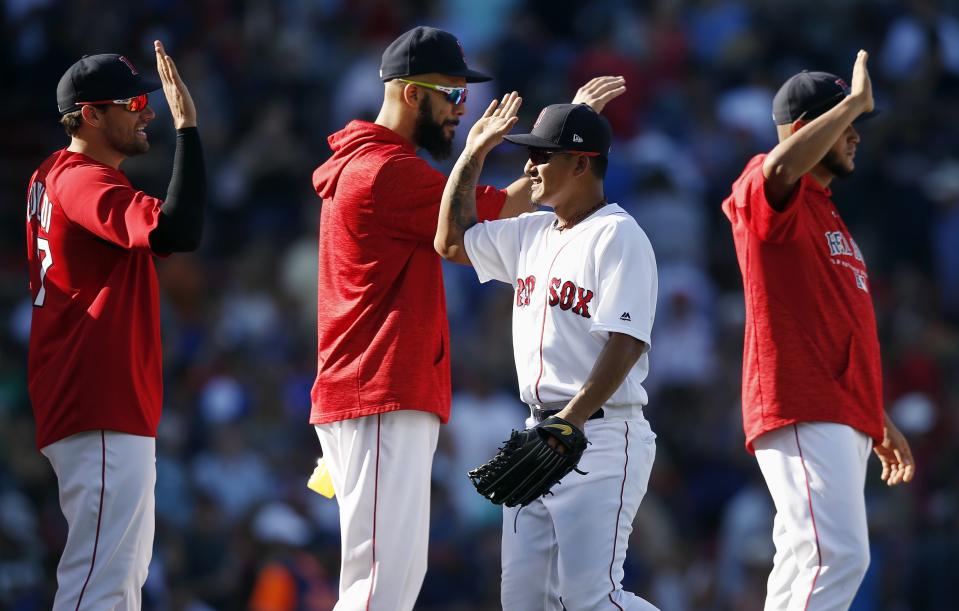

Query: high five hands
465 91 522 157
849 50 874 117
573 76 626 113
464 75 625 159
155 40 197 129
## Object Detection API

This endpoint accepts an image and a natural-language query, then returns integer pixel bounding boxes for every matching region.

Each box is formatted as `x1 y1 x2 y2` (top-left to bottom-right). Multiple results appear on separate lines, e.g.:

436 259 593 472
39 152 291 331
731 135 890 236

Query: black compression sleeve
149 127 206 253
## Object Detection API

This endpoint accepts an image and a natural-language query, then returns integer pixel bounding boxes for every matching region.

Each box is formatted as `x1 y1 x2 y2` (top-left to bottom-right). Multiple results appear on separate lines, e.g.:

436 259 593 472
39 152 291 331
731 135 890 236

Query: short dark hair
60 105 108 136
60 110 84 136
589 155 608 179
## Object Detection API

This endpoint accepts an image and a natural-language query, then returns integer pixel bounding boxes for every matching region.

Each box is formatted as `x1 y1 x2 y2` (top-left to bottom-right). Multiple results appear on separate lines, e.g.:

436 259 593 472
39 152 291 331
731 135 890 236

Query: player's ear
572 155 590 178
401 82 419 107
80 105 104 129
790 118 807 135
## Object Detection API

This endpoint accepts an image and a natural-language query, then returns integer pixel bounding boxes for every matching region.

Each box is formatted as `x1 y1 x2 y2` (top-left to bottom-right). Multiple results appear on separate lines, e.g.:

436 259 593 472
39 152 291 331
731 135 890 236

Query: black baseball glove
468 415 588 507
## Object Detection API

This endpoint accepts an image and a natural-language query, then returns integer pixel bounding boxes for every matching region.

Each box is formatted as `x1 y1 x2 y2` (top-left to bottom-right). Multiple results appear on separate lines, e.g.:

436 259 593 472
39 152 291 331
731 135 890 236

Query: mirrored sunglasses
76 93 149 112
397 79 468 105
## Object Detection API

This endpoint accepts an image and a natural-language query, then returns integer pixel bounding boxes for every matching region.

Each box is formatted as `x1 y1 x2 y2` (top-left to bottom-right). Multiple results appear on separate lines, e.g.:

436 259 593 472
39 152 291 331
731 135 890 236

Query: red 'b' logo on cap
118 55 139 75
533 108 548 129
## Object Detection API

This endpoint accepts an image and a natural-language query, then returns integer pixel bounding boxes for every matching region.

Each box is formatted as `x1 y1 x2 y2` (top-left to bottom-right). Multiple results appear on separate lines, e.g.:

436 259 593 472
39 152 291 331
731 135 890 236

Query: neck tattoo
554 199 607 232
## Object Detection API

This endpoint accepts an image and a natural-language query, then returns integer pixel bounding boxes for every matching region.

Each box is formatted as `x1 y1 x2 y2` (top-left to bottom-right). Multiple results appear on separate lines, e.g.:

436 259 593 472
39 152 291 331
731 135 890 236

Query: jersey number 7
34 237 53 307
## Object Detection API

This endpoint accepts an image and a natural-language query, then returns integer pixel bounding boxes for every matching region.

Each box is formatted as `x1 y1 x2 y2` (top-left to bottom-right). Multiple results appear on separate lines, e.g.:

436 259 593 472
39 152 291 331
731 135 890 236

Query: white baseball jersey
464 203 657 407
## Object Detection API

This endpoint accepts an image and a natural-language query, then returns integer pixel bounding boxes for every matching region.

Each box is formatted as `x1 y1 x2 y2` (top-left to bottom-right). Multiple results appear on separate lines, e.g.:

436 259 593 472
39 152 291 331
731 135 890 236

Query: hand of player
155 40 197 129
873 413 915 486
464 91 522 156
545 406 587 454
849 50 874 116
572 76 626 113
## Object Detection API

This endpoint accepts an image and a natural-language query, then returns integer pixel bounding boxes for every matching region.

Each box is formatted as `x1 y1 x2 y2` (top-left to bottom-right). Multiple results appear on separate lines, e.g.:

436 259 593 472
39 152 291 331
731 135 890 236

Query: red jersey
722 154 884 452
310 121 506 425
25 150 164 449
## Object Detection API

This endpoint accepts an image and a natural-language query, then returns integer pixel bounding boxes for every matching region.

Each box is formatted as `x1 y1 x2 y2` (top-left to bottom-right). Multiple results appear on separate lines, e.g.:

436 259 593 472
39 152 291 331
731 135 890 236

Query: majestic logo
542 423 572 436
620 312 631 322
548 278 593 318
572 133 584 143
117 55 139 75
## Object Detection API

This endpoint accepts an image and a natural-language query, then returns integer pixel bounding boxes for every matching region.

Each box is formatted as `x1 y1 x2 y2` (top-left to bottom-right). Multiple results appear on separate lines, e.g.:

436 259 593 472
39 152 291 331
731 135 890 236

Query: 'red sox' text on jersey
465 204 657 408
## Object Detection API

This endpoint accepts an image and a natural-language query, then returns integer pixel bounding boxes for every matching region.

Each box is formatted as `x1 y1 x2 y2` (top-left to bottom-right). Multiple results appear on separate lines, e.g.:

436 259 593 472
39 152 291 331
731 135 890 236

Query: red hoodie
310 120 506 425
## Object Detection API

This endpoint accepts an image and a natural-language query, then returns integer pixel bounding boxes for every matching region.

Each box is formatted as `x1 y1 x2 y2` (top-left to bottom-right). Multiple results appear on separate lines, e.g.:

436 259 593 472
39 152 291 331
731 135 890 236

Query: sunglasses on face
527 147 600 165
397 79 468 105
76 93 149 112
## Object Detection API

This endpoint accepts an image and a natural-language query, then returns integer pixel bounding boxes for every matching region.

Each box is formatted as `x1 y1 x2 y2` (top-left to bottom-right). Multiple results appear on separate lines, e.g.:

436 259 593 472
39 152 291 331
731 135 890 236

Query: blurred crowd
2 0 959 609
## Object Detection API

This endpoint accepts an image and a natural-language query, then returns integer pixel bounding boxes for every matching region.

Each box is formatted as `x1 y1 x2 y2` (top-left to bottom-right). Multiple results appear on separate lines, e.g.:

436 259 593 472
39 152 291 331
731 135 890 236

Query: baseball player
309 25 626 610
435 97 660 610
25 42 203 610
721 50 914 610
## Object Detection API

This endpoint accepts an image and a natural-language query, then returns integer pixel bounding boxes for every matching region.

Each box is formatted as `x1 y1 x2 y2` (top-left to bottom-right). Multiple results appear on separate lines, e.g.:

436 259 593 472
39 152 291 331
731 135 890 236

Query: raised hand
874 414 915 486
155 40 197 129
572 76 626 113
464 91 522 156
849 50 874 116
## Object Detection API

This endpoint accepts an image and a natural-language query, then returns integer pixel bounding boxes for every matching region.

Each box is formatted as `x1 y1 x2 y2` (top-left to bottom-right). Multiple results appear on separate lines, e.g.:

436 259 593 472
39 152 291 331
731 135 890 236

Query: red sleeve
54 164 162 251
371 154 506 242
476 185 507 222
722 154 807 243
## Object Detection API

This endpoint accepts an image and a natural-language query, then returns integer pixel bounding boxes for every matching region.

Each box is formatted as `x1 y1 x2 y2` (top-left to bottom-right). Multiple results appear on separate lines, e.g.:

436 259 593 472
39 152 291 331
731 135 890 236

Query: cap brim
799 100 882 125
458 68 492 83
136 77 163 95
382 67 492 83
503 133 563 149
853 108 880 124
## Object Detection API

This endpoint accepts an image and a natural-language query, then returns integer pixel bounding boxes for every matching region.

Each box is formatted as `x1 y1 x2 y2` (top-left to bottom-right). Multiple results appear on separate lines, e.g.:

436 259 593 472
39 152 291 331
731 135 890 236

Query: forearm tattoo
449 153 481 232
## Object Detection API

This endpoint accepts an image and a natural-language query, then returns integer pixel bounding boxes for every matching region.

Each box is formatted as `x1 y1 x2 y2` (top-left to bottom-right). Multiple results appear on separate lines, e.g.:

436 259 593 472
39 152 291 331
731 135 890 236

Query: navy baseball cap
772 70 878 125
379 26 492 83
504 104 612 157
57 54 161 115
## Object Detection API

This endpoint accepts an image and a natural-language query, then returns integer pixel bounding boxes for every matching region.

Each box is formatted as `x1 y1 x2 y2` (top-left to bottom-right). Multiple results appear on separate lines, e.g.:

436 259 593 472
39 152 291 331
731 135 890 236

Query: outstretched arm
435 92 522 264
149 40 206 253
762 50 873 209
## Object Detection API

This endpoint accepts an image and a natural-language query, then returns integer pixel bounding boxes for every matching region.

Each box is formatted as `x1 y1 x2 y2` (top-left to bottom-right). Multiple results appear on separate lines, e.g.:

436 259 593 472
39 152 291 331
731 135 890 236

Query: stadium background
1 0 958 609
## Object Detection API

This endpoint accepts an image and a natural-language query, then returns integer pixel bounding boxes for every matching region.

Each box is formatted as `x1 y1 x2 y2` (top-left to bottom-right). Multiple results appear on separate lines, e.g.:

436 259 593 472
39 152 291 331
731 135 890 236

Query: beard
820 149 853 178
412 94 455 161
105 121 149 157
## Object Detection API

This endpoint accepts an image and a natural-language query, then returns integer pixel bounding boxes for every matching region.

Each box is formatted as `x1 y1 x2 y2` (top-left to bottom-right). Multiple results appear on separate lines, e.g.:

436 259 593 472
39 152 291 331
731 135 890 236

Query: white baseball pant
42 430 156 611
315 409 439 611
501 413 659 611
754 422 873 611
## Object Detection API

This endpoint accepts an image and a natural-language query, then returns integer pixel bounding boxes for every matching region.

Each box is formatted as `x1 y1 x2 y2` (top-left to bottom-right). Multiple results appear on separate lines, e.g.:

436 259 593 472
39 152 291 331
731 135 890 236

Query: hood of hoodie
312 120 415 200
